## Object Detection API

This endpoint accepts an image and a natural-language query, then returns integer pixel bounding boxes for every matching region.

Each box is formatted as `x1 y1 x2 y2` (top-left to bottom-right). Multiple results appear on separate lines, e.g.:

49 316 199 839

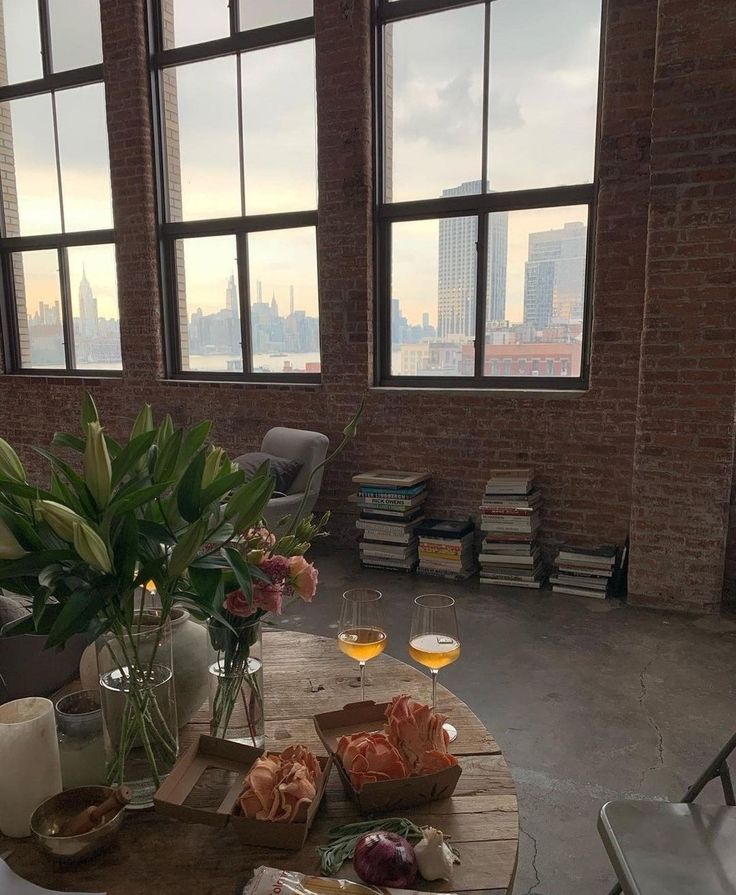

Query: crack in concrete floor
638 650 666 788
520 824 542 895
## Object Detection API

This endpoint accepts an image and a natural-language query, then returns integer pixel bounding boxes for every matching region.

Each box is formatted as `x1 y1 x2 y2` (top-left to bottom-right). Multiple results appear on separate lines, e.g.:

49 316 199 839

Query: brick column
314 0 373 390
100 0 164 380
628 0 736 611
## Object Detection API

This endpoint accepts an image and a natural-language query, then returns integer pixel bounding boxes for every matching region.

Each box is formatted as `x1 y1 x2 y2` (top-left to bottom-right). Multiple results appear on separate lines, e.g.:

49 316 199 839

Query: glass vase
55 690 106 790
208 619 264 746
96 619 179 809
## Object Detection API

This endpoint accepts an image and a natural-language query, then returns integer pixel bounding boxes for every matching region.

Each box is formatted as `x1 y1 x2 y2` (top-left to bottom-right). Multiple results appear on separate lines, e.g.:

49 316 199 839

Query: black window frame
148 2 321 383
0 0 116 377
374 0 606 390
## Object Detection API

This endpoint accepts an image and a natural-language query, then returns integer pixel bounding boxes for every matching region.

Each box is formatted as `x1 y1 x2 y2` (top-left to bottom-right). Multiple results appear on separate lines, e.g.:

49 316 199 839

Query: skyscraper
437 181 508 340
78 266 98 339
225 273 238 318
523 221 587 329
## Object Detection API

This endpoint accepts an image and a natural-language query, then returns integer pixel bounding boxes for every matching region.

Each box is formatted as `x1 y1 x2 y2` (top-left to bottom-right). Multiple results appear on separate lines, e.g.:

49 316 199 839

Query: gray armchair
259 427 329 532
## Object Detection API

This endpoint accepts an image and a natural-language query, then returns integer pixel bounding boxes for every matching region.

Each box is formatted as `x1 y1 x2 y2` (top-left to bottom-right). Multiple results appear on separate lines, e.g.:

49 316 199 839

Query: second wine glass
337 588 387 701
409 593 461 742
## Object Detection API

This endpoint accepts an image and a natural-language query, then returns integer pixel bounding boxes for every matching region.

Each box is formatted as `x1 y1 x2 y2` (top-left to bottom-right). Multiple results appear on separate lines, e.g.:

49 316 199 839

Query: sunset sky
1 0 600 327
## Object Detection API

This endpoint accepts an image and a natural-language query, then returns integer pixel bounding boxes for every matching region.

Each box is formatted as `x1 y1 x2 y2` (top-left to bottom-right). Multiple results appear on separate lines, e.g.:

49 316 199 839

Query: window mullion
236 233 253 375
58 247 76 370
37 0 54 78
50 91 66 234
230 0 241 36
236 54 246 217
473 214 488 379
480 1 490 194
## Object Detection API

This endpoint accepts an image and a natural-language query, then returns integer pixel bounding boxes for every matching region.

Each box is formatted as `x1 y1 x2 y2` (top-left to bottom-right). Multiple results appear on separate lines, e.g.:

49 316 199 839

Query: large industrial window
0 0 119 373
150 0 320 381
376 0 604 387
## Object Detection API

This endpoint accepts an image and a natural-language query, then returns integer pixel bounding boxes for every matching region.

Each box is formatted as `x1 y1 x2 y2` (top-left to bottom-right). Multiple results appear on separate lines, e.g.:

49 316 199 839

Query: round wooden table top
1 630 519 895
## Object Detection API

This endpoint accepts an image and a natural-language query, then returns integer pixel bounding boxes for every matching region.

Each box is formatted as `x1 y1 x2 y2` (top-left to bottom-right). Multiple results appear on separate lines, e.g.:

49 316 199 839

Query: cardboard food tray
153 734 332 849
313 700 462 814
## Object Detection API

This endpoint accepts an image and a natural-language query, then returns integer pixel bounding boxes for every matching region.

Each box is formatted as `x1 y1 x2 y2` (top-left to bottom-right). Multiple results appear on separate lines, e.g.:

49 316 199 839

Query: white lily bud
0 518 28 560
0 437 26 483
84 422 112 508
38 500 84 542
202 447 224 489
72 520 112 574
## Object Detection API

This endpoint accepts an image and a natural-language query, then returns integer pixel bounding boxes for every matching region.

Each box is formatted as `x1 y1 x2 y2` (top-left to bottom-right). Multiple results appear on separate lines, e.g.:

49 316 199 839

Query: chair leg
606 883 622 895
720 761 736 806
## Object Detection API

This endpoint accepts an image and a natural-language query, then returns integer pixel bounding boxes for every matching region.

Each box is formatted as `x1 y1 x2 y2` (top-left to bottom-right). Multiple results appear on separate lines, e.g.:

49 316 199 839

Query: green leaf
200 469 245 508
0 479 55 502
52 432 86 453
224 472 275 529
33 447 96 516
138 520 176 547
50 472 76 509
153 428 183 483
0 503 42 551
32 590 48 627
107 481 172 516
176 449 206 523
0 550 78 580
46 589 103 649
188 564 222 603
80 393 99 429
113 513 138 586
175 421 212 476
110 430 157 486
104 435 122 458
223 546 253 600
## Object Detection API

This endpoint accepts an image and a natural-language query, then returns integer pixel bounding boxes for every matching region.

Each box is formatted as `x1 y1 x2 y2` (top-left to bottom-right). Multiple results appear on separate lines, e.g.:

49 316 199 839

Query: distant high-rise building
225 273 238 318
523 221 587 329
437 181 508 340
289 285 294 316
78 266 98 339
422 312 430 329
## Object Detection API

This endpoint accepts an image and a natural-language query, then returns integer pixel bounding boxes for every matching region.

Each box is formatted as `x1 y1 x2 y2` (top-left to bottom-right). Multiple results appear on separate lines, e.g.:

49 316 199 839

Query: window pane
68 244 121 370
242 40 316 214
239 0 312 30
390 217 475 377
48 0 103 72
176 235 241 373
0 94 61 236
247 227 320 374
14 250 65 369
487 0 600 191
56 84 113 231
0 0 43 83
484 206 588 377
163 0 230 49
385 5 484 203
164 57 241 220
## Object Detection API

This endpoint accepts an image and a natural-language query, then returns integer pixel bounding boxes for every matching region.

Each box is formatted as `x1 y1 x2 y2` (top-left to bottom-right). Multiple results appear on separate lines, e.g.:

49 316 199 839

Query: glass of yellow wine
409 593 460 742
338 589 387 701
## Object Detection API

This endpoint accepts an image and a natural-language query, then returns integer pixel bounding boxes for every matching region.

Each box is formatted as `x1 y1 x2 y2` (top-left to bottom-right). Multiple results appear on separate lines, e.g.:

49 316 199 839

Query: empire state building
78 267 99 339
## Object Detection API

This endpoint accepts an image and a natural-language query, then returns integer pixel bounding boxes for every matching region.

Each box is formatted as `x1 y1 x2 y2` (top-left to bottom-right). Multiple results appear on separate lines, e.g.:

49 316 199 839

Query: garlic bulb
414 826 457 881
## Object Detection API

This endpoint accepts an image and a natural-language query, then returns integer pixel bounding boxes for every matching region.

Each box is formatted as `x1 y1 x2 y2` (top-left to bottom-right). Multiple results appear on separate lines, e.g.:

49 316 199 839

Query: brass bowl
30 785 125 863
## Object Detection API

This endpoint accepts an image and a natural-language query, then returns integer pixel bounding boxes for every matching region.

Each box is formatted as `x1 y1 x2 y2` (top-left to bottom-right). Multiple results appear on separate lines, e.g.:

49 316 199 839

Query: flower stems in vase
208 618 264 745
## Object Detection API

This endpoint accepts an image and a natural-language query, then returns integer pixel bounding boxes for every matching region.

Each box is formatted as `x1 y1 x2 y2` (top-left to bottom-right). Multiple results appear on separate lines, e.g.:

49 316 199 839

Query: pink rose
289 555 318 602
252 582 284 615
224 588 256 618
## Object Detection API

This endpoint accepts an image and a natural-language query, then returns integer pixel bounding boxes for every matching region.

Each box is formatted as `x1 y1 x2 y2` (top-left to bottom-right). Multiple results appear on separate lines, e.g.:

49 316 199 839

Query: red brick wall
0 0 733 612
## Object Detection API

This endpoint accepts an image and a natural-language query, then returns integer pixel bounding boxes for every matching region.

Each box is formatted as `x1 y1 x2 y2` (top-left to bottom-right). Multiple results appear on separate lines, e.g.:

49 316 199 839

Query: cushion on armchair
233 451 303 494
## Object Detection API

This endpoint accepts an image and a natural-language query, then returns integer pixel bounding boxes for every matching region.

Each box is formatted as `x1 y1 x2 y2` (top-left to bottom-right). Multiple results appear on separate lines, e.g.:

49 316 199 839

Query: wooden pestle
59 786 132 837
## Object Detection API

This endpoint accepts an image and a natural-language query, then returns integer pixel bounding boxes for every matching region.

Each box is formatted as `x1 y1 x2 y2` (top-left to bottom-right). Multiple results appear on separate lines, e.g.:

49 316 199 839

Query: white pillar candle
0 697 62 838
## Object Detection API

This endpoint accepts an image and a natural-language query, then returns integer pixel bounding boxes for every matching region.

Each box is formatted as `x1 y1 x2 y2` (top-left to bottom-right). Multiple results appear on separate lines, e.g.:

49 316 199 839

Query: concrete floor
273 545 736 895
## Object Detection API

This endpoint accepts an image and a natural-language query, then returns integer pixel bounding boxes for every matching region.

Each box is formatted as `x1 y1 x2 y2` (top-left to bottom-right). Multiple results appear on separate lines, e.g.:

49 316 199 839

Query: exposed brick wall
628 0 736 612
0 0 733 612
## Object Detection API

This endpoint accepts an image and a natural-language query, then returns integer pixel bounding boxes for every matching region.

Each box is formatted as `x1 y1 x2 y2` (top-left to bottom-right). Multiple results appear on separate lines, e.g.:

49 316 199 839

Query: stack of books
479 469 545 588
550 545 618 599
351 470 430 572
416 518 476 580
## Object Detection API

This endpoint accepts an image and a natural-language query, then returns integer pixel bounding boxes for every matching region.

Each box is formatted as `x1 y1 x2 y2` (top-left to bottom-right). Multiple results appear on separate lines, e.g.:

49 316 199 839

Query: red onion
353 832 418 888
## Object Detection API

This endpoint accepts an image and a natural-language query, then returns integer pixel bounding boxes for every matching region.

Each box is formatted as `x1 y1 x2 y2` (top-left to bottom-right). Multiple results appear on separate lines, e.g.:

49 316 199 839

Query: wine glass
409 593 461 742
338 589 387 701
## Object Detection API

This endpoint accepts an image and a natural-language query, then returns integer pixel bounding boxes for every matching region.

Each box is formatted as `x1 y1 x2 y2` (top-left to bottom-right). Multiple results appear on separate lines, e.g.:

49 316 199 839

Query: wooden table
1 630 518 895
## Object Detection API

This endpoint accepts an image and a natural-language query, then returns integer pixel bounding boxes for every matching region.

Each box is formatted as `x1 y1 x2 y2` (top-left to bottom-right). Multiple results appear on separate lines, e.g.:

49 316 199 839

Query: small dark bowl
30 786 125 863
